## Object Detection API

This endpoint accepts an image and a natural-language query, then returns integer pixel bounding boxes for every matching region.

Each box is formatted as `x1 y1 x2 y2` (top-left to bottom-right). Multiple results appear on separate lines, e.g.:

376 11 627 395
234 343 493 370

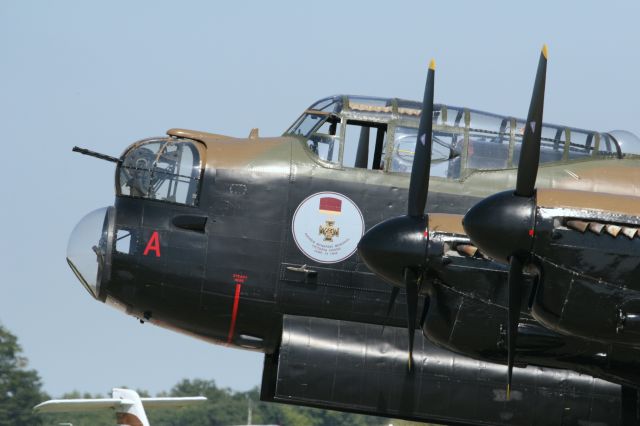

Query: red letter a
143 231 161 257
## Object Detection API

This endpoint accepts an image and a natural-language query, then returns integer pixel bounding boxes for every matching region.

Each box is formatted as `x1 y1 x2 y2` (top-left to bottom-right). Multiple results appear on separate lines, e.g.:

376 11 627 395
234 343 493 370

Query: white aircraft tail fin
34 387 207 426
112 388 150 426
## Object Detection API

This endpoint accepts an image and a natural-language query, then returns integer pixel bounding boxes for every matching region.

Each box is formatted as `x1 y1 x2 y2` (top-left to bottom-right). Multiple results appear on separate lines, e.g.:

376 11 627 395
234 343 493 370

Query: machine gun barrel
72 146 122 164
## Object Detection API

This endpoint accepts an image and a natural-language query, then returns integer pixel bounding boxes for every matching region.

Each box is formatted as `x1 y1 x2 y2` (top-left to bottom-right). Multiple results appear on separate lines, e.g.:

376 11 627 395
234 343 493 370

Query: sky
1 1 639 398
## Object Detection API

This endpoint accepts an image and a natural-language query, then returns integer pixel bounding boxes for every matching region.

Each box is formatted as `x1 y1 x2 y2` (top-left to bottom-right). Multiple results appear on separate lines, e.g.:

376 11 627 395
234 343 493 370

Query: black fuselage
96 147 640 393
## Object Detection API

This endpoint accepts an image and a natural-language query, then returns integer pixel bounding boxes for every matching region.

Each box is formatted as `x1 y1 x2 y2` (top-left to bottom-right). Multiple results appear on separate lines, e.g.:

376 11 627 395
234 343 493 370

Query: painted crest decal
292 192 364 263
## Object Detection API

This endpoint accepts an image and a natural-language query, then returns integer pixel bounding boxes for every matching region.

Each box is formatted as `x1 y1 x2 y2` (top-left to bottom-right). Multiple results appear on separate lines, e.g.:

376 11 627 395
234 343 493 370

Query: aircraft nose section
67 206 114 301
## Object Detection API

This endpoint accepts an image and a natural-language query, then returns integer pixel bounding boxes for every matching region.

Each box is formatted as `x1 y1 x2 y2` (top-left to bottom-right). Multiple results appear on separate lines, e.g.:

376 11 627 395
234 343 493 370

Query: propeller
410 59 436 218
463 45 548 399
506 256 524 399
515 44 547 198
359 59 436 368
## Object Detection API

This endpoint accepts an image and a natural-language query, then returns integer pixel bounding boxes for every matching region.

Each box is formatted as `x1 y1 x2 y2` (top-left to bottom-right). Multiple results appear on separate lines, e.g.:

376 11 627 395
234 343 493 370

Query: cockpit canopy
285 95 639 178
117 138 204 206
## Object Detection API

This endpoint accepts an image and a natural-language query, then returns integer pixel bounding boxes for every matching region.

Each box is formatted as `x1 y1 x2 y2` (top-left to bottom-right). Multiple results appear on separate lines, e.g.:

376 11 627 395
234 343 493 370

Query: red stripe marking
227 283 242 343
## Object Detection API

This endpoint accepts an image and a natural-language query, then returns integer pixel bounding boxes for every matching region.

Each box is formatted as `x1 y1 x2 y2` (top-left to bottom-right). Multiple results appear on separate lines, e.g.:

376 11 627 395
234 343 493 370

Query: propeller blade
408 59 436 217
382 286 400 330
404 268 419 370
515 44 548 197
419 295 430 328
506 255 524 400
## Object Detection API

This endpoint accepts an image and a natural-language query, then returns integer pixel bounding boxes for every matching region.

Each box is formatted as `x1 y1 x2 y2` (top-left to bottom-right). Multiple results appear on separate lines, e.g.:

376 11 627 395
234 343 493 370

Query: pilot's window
305 115 341 163
611 131 640 156
309 97 342 113
118 139 202 206
467 131 509 170
286 108 345 164
443 107 465 127
598 133 620 157
290 113 326 138
284 97 342 138
512 122 566 166
342 122 387 170
541 126 566 157
466 112 511 170
567 130 594 160
390 126 461 178
432 131 462 178
513 125 602 165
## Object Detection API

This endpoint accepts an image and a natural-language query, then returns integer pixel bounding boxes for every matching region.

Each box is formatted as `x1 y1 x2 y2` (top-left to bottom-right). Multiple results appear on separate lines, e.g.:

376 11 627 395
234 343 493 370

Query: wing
33 398 133 413
140 396 207 408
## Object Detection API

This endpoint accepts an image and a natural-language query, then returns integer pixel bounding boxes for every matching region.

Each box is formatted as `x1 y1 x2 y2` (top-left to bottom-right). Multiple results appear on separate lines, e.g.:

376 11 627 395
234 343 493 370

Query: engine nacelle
530 210 640 346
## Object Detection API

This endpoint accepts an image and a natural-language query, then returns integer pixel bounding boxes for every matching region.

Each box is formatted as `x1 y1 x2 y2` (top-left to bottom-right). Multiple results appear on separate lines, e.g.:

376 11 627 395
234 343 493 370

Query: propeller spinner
462 45 548 399
358 59 436 369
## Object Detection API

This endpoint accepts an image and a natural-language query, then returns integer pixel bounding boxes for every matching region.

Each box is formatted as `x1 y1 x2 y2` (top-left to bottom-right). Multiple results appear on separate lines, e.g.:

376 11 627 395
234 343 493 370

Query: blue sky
1 1 639 397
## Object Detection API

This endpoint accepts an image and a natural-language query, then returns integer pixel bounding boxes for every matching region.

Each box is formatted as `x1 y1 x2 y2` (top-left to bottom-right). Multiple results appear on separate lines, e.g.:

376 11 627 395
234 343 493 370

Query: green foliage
0 324 47 426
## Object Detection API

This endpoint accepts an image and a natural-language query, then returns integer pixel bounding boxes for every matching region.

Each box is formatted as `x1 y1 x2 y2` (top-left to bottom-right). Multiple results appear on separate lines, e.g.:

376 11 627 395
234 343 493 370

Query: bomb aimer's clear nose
67 206 114 300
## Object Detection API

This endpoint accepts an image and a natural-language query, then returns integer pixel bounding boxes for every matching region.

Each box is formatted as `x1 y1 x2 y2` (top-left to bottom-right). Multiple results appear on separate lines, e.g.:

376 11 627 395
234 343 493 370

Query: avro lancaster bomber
68 47 640 425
